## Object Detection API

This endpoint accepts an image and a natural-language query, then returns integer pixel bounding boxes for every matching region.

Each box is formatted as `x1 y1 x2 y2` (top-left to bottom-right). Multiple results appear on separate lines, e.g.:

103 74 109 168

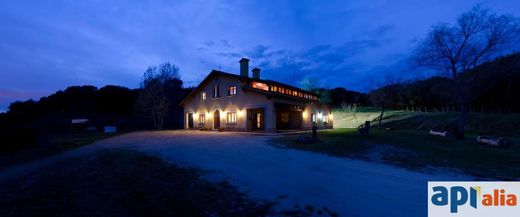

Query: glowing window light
251 82 269 91
199 114 205 124
226 112 237 123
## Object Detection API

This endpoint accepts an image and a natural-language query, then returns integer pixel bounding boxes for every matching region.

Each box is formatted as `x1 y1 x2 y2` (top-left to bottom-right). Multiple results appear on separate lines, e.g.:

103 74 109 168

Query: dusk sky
1 0 520 111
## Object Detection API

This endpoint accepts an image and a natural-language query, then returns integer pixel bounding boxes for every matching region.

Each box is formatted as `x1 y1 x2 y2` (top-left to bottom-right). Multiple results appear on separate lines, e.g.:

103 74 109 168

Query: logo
428 182 520 217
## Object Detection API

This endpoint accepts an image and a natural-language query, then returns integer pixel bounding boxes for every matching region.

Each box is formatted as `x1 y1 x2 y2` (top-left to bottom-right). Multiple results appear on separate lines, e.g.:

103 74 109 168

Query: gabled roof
180 70 320 106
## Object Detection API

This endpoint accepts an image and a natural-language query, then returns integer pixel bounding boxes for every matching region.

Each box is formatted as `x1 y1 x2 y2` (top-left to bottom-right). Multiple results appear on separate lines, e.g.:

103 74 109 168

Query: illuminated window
214 84 220 98
227 112 237 124
311 113 317 123
201 91 206 101
257 113 262 128
323 114 328 123
228 85 237 96
273 86 278 92
199 114 205 124
251 82 269 91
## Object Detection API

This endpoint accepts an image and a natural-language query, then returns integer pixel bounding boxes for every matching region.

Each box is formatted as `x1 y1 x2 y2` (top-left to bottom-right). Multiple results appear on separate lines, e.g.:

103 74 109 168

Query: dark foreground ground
0 149 275 217
0 148 339 217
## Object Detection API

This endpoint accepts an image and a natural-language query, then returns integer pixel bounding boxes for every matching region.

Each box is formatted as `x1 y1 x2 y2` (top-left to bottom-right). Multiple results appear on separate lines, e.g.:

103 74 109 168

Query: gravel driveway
0 130 474 217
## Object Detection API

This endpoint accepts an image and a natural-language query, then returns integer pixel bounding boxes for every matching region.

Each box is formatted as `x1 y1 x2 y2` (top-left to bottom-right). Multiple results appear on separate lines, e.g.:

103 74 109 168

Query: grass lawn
0 149 274 217
271 128 520 179
0 132 119 169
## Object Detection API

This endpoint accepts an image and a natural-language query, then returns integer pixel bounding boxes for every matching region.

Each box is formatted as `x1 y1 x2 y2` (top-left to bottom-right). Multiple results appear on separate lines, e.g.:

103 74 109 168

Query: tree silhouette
136 63 183 130
411 5 520 138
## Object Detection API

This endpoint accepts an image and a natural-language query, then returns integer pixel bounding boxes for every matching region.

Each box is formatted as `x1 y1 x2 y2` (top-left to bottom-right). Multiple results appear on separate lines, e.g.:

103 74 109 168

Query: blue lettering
470 187 478 209
451 186 468 213
432 186 449 206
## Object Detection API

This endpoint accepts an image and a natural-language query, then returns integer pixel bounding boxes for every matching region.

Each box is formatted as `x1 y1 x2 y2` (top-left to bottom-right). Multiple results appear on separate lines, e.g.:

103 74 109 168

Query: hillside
332 107 520 137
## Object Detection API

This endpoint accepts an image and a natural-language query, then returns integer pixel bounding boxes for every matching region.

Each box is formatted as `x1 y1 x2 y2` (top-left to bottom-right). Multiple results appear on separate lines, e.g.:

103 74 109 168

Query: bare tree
137 63 182 130
300 75 318 91
412 5 520 138
341 101 359 127
368 75 404 129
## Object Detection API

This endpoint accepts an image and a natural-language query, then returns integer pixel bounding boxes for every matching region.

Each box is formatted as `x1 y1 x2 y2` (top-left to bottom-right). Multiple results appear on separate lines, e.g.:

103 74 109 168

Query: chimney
239 58 249 77
252 67 261 79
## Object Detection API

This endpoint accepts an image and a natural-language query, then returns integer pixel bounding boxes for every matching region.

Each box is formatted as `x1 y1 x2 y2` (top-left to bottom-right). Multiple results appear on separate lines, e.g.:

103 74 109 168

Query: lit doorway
213 110 220 129
247 108 265 131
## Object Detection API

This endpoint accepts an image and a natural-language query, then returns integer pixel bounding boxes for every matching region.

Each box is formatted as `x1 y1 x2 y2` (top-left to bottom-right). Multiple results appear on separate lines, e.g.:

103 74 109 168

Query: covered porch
274 103 304 131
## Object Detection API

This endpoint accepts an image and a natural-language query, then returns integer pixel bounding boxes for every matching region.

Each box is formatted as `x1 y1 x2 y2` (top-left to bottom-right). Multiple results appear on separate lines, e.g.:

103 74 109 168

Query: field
272 108 520 179
331 107 520 136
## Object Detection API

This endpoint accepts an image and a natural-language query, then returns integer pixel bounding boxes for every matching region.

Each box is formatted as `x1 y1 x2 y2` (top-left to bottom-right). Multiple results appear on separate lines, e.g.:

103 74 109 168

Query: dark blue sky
1 0 520 111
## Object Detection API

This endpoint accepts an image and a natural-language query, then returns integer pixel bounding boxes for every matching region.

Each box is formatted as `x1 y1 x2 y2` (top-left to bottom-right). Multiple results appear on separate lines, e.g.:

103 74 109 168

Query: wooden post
312 125 317 139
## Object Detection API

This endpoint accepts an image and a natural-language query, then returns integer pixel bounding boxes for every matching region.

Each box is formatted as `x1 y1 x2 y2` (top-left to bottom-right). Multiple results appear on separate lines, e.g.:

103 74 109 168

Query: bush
0 126 37 153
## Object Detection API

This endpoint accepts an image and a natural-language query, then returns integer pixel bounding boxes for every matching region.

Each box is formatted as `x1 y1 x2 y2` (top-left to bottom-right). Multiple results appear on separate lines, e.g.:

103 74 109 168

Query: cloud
215 52 242 58
207 40 398 91
367 25 396 37
204 41 216 47
220 40 232 48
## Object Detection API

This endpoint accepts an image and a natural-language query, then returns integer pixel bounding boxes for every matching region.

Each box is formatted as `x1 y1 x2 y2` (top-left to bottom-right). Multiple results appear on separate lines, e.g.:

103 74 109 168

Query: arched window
213 84 220 98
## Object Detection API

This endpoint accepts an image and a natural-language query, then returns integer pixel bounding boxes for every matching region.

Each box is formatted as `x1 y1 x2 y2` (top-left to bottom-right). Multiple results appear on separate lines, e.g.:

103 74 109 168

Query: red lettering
506 194 517 206
482 194 493 206
494 189 499 206
500 189 506 206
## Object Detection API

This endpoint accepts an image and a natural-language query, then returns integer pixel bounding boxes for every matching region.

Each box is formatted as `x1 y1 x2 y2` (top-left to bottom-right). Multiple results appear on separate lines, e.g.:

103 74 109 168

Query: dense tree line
368 53 520 113
313 87 369 108
0 63 193 153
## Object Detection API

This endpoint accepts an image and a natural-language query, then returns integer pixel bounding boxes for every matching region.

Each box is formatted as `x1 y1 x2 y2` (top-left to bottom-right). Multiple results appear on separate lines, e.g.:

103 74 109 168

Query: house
180 58 333 132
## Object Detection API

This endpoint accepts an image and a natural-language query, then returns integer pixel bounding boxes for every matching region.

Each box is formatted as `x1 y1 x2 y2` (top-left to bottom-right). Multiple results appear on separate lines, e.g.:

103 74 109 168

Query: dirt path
0 130 474 217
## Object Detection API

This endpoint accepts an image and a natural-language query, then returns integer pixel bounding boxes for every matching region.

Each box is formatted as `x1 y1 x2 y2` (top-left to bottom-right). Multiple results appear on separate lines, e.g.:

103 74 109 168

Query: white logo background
428 182 520 217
